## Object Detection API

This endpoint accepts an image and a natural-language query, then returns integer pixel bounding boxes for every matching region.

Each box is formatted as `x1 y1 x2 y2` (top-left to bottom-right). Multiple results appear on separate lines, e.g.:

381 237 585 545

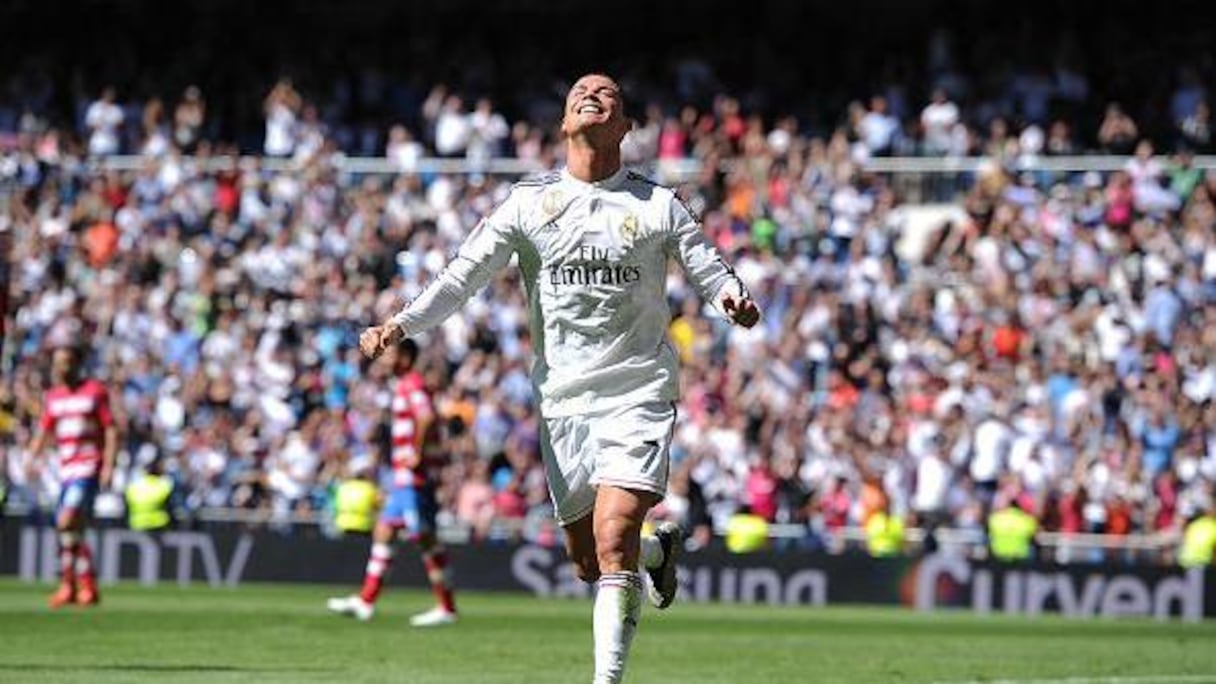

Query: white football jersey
392 167 748 417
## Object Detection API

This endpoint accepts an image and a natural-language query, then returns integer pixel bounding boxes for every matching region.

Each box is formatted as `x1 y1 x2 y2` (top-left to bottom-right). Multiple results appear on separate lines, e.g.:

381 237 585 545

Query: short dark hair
398 338 419 362
55 344 86 363
571 72 637 125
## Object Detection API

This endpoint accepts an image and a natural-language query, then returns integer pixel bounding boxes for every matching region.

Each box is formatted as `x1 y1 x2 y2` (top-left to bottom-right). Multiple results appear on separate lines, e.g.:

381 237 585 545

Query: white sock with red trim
359 543 394 604
593 571 642 684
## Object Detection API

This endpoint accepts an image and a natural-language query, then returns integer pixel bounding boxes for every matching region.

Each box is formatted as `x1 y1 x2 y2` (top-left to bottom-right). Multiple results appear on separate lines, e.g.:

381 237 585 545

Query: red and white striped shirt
39 379 113 481
390 371 438 487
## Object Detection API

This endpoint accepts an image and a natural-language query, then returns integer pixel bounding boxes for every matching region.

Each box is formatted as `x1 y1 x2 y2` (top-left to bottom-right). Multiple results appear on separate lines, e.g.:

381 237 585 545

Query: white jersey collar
561 165 629 191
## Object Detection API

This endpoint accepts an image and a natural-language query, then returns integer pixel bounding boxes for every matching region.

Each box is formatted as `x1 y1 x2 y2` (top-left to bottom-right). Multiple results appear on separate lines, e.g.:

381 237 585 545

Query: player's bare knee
373 521 396 543
57 511 80 532
594 515 638 571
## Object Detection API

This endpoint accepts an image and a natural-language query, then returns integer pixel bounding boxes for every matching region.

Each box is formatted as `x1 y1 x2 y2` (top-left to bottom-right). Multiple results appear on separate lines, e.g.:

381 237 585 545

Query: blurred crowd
1 70 1215 561
0 0 1215 560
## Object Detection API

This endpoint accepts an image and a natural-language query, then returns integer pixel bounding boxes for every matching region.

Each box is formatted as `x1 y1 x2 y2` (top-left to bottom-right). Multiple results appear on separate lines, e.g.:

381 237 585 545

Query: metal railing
862 154 1216 174
91 154 550 177
7 151 1211 210
75 152 1216 180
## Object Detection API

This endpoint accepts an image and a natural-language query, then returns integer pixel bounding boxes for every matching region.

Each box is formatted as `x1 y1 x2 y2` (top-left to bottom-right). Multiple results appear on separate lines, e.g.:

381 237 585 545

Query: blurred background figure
864 495 905 558
332 456 380 537
263 79 301 158
1178 498 1216 569
125 451 175 532
988 494 1039 563
725 505 769 554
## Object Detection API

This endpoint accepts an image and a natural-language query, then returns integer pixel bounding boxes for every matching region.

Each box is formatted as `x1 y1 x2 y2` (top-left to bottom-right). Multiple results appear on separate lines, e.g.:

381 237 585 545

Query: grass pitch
1 580 1214 683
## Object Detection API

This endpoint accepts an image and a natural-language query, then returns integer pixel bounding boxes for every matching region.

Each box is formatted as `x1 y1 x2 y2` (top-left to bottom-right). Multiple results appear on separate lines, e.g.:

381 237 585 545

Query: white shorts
540 401 676 526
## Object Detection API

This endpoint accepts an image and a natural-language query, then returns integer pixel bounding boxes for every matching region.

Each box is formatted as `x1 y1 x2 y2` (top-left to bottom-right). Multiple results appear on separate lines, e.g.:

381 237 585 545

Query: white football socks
593 571 642 684
639 534 664 570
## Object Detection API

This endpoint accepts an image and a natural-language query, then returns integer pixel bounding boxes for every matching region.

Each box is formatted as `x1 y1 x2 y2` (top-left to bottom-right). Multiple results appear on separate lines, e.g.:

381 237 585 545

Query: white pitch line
933 671 1211 676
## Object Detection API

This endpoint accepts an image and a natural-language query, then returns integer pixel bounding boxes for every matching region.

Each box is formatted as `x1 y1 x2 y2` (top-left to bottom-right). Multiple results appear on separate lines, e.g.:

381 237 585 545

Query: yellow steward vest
126 475 172 531
865 512 905 557
988 507 1038 561
1179 516 1216 568
725 513 769 553
335 479 378 534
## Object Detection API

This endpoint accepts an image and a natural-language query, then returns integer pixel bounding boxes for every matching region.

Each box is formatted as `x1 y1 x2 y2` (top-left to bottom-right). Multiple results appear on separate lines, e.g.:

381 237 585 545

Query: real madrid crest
542 190 564 217
619 214 639 244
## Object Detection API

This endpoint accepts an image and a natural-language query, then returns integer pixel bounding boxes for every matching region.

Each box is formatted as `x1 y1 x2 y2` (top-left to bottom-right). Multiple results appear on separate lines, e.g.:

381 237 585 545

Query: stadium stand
1 0 1214 565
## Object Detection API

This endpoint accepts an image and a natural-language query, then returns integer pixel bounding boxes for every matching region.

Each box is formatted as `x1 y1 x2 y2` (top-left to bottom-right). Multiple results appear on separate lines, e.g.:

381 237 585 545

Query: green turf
1 580 1215 684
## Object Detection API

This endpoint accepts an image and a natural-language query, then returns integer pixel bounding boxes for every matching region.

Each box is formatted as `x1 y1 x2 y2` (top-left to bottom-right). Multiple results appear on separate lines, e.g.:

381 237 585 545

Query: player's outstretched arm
667 198 761 329
360 194 522 359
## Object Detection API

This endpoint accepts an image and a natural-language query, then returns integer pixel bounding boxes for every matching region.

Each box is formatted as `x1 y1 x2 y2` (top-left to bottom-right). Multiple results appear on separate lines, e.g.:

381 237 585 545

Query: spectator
466 98 509 167
920 88 959 156
745 453 779 522
1144 272 1184 349
816 475 852 533
1138 400 1182 478
1097 103 1138 154
858 96 898 156
912 446 952 547
1170 150 1205 201
455 459 496 540
434 95 471 158
1045 120 1076 156
293 104 327 163
140 98 170 157
266 427 320 528
1170 68 1207 128
84 87 124 156
386 125 424 170
263 79 301 157
173 86 206 153
1179 101 1211 153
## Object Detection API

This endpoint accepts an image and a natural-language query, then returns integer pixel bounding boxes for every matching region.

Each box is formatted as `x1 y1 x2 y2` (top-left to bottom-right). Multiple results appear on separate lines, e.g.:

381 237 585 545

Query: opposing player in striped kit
28 345 118 608
358 73 760 682
327 339 458 626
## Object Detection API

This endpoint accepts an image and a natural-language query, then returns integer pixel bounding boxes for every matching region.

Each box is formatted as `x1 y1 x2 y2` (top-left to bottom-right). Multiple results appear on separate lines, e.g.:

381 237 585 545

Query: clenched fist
723 295 761 329
359 323 405 359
